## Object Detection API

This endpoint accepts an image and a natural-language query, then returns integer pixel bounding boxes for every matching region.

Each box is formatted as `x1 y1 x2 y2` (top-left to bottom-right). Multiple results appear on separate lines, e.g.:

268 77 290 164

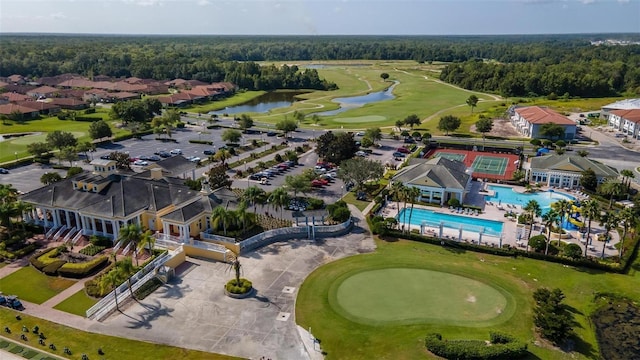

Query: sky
0 0 638 35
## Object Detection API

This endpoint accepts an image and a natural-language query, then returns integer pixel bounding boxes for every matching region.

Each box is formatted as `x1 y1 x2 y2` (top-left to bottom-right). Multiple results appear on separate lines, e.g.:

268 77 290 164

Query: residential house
17 101 61 115
601 98 640 119
20 159 238 242
606 109 640 139
0 92 31 103
510 106 577 139
0 104 40 119
49 98 89 110
158 92 204 107
7 75 26 85
391 157 473 205
524 154 618 189
26 86 60 99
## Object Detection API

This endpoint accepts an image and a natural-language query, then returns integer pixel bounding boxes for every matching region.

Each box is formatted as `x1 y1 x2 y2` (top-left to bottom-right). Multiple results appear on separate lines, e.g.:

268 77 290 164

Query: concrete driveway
92 206 375 360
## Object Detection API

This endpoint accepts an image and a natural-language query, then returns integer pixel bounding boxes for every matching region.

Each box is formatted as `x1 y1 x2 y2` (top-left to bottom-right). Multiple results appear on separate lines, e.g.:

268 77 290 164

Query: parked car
397 147 411 154
148 155 161 161
355 150 367 157
6 295 22 310
277 163 289 170
155 150 171 158
392 152 406 158
311 179 325 187
0 168 8 174
404 137 415 143
267 131 277 137
99 155 111 160
203 149 215 156
285 160 297 167
249 173 262 180
355 132 364 136
133 160 149 166
260 177 269 185
170 149 182 155
187 156 201 163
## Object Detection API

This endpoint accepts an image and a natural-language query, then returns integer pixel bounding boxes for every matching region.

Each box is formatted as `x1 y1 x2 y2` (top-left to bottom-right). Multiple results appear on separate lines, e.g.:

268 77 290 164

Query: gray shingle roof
21 171 202 218
161 188 239 223
529 154 618 177
152 155 196 176
392 157 470 189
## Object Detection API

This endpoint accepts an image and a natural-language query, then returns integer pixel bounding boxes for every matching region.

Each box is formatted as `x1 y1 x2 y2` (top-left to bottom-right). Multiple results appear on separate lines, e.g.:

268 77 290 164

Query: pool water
397 208 503 236
485 185 576 212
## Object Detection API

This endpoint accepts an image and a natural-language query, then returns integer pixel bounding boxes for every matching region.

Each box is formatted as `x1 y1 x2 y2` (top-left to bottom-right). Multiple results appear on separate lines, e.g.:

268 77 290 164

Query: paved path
40 277 92 308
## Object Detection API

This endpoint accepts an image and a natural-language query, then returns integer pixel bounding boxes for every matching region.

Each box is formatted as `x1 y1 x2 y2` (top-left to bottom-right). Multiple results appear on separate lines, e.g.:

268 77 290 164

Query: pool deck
382 182 619 258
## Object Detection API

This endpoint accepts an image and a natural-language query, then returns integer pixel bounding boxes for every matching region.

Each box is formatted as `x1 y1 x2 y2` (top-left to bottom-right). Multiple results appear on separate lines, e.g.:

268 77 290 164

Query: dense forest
1 34 639 96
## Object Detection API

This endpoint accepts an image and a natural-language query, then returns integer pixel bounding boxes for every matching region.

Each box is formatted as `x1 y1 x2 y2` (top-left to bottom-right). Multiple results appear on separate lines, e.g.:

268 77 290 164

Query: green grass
0 309 239 360
184 91 266 113
53 289 98 317
333 268 512 326
296 237 640 360
341 192 370 212
0 267 76 304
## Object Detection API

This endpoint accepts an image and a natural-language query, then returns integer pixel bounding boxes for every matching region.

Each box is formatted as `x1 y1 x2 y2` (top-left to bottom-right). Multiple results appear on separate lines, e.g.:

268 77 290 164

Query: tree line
1 34 638 96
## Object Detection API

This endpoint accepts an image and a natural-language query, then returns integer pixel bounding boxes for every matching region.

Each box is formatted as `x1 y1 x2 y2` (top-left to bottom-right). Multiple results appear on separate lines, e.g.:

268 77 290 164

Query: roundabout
333 268 509 326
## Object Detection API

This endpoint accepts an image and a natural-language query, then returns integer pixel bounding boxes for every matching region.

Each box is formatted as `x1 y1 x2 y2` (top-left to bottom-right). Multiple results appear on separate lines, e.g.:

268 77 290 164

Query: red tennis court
423 148 519 181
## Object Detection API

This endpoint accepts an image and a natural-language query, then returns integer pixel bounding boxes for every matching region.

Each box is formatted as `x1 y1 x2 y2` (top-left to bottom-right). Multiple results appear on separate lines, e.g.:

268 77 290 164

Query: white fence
86 250 174 321
199 232 236 244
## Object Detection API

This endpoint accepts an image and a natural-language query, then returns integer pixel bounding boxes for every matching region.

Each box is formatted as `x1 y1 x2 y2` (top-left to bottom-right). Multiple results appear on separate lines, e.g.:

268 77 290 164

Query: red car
397 147 411 154
311 179 325 187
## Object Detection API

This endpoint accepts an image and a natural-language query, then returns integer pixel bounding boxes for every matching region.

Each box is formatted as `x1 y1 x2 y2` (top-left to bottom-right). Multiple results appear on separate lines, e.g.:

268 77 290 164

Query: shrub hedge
79 245 106 256
133 277 163 300
42 260 67 276
425 333 528 360
387 230 624 273
0 244 37 260
188 139 213 145
58 256 108 278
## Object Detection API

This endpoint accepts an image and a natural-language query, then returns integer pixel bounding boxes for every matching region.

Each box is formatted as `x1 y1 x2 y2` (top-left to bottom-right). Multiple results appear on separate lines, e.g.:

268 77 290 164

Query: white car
355 150 367 157
355 132 364 136
187 156 201 163
170 149 182 155
133 160 149 166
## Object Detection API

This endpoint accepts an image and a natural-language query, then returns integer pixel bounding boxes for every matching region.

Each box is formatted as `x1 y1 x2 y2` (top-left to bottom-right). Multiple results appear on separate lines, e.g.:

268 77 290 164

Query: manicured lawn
296 237 640 360
0 267 75 304
185 90 266 113
0 309 239 360
341 192 370 212
53 289 98 317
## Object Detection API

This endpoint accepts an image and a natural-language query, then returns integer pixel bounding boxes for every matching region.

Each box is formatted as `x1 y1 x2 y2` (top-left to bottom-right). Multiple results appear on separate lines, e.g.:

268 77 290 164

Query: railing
191 239 228 253
315 219 352 234
45 226 58 239
121 242 132 256
153 232 184 243
63 227 77 243
86 251 173 321
71 230 83 245
113 240 123 253
199 231 236 244
53 225 67 240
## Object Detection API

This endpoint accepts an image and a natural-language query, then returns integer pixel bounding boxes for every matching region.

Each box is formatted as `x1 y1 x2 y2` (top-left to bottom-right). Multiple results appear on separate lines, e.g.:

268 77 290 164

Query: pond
316 81 398 116
208 91 307 115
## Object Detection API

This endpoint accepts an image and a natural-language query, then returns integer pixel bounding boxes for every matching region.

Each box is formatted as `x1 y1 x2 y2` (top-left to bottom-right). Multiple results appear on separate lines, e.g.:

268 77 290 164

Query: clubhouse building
392 157 473 205
523 154 618 189
20 158 238 242
510 106 577 140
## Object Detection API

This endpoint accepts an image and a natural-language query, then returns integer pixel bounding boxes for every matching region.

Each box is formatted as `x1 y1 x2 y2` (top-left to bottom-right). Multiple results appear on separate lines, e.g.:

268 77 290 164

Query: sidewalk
40 277 92 308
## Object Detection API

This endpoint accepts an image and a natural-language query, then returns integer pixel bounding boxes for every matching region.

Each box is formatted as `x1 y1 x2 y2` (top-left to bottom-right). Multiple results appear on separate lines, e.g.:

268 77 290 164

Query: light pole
14 152 18 160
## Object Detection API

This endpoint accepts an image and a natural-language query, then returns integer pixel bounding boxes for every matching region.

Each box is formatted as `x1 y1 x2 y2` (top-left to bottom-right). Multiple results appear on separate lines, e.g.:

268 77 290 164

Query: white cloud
196 0 210 5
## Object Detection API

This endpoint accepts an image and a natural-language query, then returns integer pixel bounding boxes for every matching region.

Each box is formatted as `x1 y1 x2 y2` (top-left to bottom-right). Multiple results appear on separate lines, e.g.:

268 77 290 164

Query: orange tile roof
0 103 39 115
1 93 31 102
610 109 640 124
515 106 575 125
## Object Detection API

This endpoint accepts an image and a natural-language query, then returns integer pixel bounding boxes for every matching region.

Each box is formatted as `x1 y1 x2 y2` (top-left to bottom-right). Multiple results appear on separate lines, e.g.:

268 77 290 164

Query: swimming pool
485 185 576 212
397 208 503 236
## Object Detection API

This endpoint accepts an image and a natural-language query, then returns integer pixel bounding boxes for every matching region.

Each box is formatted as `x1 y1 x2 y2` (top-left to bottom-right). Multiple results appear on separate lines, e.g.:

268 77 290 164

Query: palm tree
99 269 121 311
541 209 559 255
400 186 411 233
523 200 541 240
118 257 136 299
138 230 156 257
268 187 290 219
388 181 405 214
581 199 599 257
214 149 232 166
118 223 142 266
620 169 635 191
13 201 33 231
599 211 619 259
551 199 572 247
211 206 233 236
617 207 635 259
598 179 624 209
235 202 255 233
242 186 266 214
406 187 420 234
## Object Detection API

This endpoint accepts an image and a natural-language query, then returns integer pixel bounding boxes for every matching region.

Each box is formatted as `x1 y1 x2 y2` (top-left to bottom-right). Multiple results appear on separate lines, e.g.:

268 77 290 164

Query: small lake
208 91 307 115
316 81 398 116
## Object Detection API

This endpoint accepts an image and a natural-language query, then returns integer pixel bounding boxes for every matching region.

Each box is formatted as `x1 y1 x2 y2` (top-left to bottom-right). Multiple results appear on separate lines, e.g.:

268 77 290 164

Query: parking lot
1 124 417 200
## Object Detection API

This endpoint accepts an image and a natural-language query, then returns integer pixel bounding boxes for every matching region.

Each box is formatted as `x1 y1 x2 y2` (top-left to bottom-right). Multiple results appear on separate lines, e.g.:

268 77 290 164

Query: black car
0 168 8 174
267 131 277 137
155 151 171 158
203 149 215 156
249 173 262 180
148 155 161 161
99 155 111 160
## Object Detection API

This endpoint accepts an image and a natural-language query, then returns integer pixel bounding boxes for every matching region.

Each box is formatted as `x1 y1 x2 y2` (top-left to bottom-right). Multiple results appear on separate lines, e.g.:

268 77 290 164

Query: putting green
332 115 387 123
334 268 509 326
